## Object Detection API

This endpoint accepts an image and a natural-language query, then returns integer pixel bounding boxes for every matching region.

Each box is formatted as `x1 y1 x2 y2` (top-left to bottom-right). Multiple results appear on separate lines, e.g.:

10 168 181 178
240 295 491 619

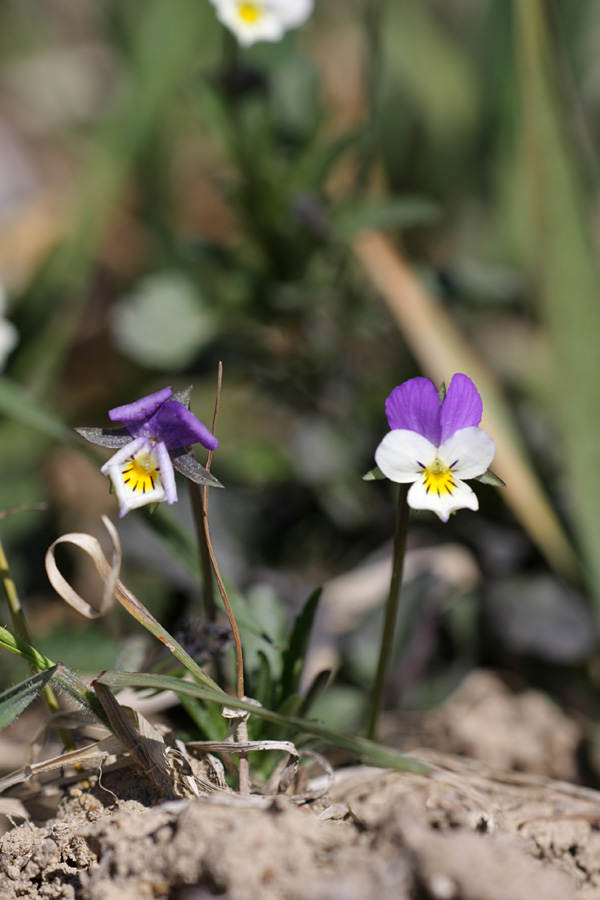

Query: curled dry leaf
45 514 121 619
44 517 220 690
187 739 334 802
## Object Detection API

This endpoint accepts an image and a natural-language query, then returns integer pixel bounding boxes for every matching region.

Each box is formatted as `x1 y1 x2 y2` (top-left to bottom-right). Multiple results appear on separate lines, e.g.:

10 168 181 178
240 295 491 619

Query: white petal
101 437 168 518
439 427 496 480
270 0 313 26
154 441 177 505
100 437 148 475
374 430 436 483
0 319 18 370
408 476 479 522
208 0 310 46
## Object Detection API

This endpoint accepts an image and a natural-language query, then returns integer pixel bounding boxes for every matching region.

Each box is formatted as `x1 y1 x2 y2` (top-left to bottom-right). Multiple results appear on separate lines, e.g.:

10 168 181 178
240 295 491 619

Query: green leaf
253 650 275 712
0 626 106 723
516 0 600 603
299 668 332 719
97 670 430 774
334 196 439 240
0 666 57 731
178 692 227 742
279 588 321 703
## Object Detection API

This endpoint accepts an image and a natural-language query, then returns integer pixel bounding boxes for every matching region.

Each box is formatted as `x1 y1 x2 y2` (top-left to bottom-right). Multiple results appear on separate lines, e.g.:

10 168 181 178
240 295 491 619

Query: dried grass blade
92 681 177 799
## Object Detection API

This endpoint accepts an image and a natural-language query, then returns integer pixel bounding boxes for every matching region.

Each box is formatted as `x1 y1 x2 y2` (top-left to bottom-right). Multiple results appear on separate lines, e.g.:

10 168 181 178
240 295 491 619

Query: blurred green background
1 0 600 738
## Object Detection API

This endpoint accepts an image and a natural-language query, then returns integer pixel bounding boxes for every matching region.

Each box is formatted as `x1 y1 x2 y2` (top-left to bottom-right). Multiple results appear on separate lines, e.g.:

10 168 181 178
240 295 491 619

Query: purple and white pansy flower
77 386 221 518
374 374 497 522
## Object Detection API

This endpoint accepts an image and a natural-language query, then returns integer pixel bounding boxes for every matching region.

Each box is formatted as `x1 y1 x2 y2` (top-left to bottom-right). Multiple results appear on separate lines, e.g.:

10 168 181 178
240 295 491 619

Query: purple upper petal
385 378 441 445
109 387 174 435
154 401 218 451
439 374 483 442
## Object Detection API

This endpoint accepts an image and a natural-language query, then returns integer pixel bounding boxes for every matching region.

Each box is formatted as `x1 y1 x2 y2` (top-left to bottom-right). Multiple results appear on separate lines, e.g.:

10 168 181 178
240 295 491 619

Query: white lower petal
375 429 436 483
408 476 479 522
270 0 313 26
102 438 168 518
210 1 287 45
439 427 495 480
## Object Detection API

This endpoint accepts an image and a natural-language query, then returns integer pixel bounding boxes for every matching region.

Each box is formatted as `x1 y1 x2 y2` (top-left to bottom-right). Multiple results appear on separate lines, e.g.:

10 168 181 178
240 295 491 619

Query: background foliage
1 0 600 738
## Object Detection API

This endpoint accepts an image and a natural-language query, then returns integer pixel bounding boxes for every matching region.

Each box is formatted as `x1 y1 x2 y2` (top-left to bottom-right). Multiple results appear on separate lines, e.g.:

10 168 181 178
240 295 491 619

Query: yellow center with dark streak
423 459 456 496
237 1 262 23
121 449 160 495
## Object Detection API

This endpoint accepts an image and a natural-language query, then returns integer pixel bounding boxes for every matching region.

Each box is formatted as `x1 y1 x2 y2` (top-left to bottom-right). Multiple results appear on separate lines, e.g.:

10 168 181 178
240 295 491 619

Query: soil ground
1 670 598 900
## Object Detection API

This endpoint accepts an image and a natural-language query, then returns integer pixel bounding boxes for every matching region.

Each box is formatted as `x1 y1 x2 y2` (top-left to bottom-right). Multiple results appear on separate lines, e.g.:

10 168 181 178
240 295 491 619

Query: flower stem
201 363 249 793
354 0 388 193
365 484 410 741
0 533 74 749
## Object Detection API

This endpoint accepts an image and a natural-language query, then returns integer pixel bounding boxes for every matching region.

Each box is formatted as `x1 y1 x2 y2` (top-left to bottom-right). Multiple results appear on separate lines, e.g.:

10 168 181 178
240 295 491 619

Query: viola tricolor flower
76 386 221 518
374 374 496 522
208 0 313 47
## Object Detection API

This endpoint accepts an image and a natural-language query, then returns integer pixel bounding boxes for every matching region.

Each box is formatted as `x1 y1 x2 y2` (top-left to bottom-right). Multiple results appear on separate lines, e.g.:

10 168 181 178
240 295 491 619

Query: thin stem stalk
201 363 249 793
0 534 74 748
365 484 410 741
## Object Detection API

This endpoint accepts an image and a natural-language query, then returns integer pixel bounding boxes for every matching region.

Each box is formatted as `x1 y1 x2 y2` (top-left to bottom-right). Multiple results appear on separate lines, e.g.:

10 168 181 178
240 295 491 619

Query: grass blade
97 669 430 774
514 0 600 604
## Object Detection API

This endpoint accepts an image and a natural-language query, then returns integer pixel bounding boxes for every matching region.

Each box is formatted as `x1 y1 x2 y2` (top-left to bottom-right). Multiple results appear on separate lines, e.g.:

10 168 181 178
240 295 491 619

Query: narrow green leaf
279 588 321 703
334 197 439 240
299 668 332 719
0 626 106 723
0 666 57 730
97 670 430 773
178 693 227 742
515 0 600 602
253 649 275 712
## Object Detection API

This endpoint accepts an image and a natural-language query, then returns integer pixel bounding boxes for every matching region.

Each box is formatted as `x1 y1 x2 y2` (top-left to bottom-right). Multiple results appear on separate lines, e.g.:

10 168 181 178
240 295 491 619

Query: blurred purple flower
77 386 221 517
374 374 496 522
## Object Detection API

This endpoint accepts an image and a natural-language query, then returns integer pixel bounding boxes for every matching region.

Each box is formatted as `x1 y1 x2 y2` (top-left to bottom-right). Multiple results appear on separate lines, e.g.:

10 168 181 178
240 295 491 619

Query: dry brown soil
1 671 599 900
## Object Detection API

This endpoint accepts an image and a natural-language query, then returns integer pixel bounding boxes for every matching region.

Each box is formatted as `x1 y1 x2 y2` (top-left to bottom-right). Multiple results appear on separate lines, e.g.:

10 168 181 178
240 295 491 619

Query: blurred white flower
0 284 18 370
209 0 313 47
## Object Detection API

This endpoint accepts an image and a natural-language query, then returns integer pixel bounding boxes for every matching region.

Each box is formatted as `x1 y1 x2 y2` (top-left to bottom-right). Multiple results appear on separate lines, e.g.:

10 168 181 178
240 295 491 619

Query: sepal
75 426 133 449
170 448 223 488
171 386 193 409
362 466 386 481
473 467 505 487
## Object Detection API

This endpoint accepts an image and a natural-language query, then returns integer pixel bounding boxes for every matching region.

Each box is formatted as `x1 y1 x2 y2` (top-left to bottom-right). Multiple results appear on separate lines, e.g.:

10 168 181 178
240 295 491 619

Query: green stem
0 625 107 725
354 0 388 193
365 484 410 741
0 534 71 740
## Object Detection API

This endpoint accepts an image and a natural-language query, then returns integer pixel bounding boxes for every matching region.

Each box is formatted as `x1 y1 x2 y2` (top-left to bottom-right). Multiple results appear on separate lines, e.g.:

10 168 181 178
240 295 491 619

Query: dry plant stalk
92 681 179 800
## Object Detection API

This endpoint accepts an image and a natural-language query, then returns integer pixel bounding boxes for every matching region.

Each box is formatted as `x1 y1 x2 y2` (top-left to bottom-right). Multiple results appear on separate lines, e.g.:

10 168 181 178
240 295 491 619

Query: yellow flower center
237 1 262 24
121 448 161 495
423 458 456 496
